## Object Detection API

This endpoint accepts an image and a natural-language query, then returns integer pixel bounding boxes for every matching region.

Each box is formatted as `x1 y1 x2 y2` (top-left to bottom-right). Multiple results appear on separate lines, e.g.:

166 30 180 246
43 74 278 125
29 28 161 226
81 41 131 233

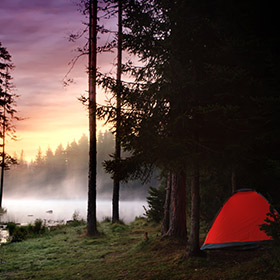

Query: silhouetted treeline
4 131 152 199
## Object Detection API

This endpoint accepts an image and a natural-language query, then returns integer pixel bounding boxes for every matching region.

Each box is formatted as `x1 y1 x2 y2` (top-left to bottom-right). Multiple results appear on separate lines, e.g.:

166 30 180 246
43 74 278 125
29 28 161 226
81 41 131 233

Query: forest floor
0 218 279 280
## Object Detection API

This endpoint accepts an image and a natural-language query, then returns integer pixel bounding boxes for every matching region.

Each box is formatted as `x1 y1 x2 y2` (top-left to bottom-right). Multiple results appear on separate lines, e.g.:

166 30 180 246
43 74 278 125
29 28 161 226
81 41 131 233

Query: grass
0 218 280 280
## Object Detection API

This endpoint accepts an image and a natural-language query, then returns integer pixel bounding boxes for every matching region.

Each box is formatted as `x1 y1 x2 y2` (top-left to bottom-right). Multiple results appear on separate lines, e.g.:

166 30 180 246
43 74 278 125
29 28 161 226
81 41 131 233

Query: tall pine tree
0 42 18 209
112 0 123 223
87 0 98 236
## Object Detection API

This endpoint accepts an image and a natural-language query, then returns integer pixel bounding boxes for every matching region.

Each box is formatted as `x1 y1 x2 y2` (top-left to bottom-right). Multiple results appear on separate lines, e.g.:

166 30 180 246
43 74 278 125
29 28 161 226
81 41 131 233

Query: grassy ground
0 218 280 280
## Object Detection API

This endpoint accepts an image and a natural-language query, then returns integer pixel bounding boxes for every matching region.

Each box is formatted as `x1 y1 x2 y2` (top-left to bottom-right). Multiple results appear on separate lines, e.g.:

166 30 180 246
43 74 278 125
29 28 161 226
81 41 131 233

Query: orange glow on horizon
1 0 115 162
5 82 110 162
6 118 109 163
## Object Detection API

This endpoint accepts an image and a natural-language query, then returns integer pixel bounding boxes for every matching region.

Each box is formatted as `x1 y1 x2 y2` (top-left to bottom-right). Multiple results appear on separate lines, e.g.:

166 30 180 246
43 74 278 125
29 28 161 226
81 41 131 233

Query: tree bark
187 163 202 257
161 172 172 235
112 0 122 223
87 0 98 236
231 166 237 193
163 170 187 240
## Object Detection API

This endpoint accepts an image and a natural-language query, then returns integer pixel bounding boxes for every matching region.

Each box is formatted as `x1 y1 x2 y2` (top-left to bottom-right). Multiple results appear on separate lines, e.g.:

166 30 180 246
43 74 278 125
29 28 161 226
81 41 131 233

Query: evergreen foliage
0 42 17 143
259 206 280 243
93 1 280 254
96 0 280 216
144 184 165 223
0 41 19 208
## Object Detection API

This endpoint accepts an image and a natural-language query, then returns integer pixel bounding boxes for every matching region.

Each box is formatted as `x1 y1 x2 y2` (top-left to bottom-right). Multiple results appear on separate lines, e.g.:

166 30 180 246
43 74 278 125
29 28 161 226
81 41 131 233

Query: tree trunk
112 0 122 223
187 163 202 257
231 166 237 193
161 172 172 235
87 0 98 236
164 170 187 240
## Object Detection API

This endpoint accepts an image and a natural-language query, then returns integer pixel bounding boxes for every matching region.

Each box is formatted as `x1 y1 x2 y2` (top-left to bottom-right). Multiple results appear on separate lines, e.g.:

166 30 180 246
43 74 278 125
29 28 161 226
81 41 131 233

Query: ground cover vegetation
0 218 280 280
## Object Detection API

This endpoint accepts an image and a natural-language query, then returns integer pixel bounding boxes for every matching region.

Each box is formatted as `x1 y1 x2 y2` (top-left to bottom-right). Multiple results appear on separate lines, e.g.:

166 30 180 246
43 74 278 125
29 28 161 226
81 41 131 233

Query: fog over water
0 199 148 224
2 132 158 224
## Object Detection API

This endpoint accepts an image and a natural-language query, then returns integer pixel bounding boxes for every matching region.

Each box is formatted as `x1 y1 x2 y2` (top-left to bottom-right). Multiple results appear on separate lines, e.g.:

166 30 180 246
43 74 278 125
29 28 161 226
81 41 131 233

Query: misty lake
0 200 147 225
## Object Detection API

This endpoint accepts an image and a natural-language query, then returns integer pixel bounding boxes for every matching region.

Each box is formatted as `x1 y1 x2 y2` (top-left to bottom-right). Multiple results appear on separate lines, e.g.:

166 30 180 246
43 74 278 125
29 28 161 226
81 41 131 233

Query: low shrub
34 219 46 234
144 185 166 223
72 210 81 221
259 206 280 243
102 216 112 223
12 226 28 242
6 222 17 236
6 219 47 242
67 211 86 227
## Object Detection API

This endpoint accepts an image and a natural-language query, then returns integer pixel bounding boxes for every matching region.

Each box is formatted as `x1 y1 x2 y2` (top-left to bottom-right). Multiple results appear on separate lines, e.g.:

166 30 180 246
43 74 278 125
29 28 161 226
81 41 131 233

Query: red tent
201 189 273 250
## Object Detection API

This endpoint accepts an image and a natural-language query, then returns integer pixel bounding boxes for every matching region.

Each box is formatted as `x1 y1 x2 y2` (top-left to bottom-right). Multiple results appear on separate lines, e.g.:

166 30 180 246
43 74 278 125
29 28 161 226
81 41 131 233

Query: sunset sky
0 0 115 162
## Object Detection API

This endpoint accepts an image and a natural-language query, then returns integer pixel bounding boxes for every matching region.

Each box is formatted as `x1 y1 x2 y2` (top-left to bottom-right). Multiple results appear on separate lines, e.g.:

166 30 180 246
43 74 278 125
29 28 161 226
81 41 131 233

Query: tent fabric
201 189 272 250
